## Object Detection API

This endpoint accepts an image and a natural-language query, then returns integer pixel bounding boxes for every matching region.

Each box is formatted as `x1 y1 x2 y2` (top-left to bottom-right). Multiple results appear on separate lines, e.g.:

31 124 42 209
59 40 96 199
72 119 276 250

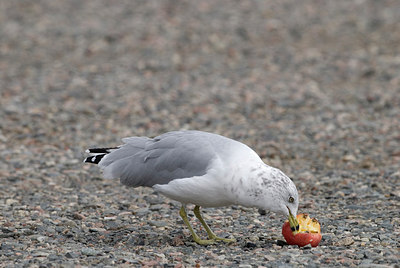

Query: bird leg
193 205 235 243
179 206 215 245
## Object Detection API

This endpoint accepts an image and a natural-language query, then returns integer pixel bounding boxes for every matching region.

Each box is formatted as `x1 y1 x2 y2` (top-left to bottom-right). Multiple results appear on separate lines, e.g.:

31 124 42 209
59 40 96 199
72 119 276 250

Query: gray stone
81 248 101 256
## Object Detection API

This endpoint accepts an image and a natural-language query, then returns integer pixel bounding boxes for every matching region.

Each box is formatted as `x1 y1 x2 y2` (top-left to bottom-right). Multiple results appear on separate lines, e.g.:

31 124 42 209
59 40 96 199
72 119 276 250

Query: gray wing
98 131 221 187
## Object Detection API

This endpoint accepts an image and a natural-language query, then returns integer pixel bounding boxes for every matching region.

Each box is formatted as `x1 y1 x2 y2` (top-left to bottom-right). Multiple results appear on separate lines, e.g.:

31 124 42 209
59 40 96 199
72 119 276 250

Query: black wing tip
83 154 106 164
84 146 120 165
86 147 119 154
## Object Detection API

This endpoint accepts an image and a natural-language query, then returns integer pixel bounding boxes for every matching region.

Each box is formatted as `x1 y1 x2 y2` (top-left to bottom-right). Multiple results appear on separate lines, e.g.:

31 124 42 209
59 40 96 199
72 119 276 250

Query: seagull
84 130 300 245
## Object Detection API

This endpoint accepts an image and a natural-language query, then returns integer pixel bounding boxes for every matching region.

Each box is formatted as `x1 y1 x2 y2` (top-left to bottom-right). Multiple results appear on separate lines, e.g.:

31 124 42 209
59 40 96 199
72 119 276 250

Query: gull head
279 176 300 234
239 164 300 234
264 167 300 234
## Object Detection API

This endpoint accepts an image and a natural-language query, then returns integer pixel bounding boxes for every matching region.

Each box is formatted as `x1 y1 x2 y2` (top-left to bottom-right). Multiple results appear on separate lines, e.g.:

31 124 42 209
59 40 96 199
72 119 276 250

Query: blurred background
1 0 399 266
1 1 399 171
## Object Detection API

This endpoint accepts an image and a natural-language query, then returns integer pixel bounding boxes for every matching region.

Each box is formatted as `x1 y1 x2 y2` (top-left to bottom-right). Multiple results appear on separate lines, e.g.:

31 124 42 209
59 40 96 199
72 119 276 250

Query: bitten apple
282 213 322 247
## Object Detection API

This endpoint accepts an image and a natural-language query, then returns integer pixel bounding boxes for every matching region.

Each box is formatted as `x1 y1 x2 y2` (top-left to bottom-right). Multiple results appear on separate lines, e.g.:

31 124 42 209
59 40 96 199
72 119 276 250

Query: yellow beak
288 209 300 235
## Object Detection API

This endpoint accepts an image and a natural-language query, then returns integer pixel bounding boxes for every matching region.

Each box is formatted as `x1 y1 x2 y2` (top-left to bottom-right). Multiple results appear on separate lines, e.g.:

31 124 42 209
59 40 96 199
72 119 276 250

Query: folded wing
96 131 218 187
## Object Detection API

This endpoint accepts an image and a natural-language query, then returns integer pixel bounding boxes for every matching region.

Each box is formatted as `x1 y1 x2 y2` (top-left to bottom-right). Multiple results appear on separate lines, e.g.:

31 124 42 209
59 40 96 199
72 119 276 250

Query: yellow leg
179 206 215 245
193 205 235 243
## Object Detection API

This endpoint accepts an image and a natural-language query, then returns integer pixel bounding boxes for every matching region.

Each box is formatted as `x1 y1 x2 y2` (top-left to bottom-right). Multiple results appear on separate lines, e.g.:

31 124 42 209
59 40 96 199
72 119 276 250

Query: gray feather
98 131 227 187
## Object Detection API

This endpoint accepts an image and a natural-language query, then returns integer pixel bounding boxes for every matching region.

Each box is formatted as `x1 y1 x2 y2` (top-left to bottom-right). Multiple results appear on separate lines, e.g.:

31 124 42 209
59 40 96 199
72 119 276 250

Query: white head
265 168 298 217
235 164 300 233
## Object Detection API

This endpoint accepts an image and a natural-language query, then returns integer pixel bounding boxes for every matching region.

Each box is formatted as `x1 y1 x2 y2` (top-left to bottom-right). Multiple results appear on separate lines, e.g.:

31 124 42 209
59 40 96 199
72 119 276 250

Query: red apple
282 213 322 247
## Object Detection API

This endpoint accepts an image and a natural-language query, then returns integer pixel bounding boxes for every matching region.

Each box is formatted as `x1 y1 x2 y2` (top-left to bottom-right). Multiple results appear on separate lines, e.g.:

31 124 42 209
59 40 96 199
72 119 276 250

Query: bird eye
288 196 294 203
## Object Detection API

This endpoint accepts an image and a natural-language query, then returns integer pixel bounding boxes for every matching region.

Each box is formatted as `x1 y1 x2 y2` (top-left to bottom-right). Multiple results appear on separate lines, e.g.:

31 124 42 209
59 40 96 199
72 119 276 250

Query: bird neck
227 161 274 209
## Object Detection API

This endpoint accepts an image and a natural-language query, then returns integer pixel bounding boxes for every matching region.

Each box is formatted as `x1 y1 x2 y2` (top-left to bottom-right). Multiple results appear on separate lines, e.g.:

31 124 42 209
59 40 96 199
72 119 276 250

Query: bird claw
213 237 236 243
193 236 236 245
193 238 217 245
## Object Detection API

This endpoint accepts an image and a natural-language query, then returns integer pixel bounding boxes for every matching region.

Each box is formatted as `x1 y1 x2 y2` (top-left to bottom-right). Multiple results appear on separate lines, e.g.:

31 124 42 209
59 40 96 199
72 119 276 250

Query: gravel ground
1 0 400 267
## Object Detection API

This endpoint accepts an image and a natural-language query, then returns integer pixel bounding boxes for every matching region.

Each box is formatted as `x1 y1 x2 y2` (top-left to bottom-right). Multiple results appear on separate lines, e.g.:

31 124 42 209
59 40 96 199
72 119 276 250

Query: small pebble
337 237 355 246
81 248 100 256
